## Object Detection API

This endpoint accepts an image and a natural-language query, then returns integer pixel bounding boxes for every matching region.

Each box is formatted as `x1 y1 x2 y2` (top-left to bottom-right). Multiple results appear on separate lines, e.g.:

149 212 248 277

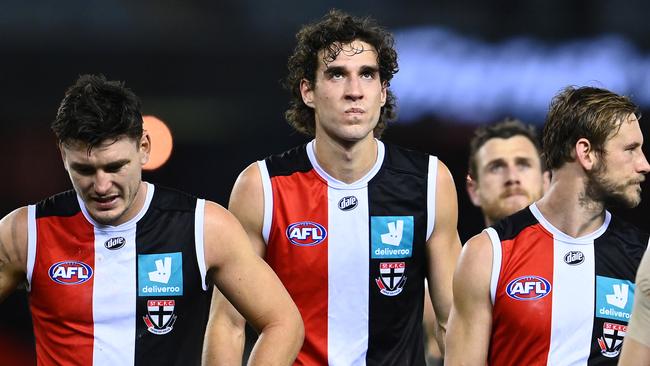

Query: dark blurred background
2 1 650 363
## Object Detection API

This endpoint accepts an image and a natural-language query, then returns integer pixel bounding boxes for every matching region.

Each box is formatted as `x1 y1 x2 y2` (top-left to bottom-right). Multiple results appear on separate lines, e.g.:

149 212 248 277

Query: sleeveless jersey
26 183 213 366
487 203 648 365
259 140 437 366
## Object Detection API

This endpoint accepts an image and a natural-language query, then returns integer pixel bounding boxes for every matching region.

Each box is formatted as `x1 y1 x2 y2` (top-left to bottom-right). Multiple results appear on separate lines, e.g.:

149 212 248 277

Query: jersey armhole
485 227 502 305
26 205 37 291
194 199 208 291
257 160 273 245
426 156 438 241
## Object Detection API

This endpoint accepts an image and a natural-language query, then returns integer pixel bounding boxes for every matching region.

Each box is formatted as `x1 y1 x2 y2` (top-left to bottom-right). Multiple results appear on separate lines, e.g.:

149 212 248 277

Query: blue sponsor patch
371 216 414 259
49 260 93 285
138 252 183 296
596 275 634 322
505 275 551 300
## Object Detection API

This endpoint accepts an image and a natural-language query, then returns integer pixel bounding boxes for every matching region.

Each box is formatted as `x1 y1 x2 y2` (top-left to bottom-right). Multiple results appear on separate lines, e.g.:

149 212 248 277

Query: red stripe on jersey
30 212 95 366
265 170 329 365
489 224 554 365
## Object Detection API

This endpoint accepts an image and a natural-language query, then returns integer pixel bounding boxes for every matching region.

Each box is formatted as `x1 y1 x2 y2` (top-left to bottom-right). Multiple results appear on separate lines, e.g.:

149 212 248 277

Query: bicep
0 207 28 302
204 201 293 333
228 162 266 257
426 161 462 321
445 234 493 364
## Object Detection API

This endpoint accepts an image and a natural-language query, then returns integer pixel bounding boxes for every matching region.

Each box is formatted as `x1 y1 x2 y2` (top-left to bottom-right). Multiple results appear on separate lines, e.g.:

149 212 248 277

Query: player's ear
301 79 315 108
575 138 596 171
139 132 151 165
466 174 481 207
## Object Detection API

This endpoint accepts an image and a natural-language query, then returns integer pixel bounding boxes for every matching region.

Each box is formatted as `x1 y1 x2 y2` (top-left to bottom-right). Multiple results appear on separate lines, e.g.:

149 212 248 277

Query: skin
620 244 650 365
466 135 546 226
60 136 150 226
206 40 462 363
423 134 547 362
445 114 650 365
0 133 303 365
619 338 650 365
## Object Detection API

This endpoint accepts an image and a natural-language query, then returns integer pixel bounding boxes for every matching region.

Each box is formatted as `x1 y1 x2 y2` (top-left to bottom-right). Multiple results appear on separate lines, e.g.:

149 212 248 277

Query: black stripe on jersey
265 143 313 177
587 216 648 365
134 186 213 366
490 207 539 241
35 190 80 218
366 143 428 366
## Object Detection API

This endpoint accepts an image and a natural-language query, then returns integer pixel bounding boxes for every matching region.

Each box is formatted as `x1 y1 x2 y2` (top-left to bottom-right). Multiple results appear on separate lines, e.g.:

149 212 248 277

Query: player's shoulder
34 190 79 218
149 184 197 213
605 214 649 261
455 231 493 294
0 206 29 257
381 142 433 178
263 143 311 177
607 214 649 242
489 207 539 241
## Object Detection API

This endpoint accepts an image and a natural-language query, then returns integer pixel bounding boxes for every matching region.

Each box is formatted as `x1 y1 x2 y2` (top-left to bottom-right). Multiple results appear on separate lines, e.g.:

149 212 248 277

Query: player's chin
503 196 529 209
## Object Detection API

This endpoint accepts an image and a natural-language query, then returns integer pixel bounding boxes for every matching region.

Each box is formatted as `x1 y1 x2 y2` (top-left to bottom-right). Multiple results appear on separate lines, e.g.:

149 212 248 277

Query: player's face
61 134 150 226
586 114 650 208
468 135 545 225
301 40 387 145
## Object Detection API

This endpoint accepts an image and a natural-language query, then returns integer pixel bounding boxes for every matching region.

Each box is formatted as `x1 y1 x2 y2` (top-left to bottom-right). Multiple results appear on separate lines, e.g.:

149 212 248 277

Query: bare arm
425 161 462 355
422 282 442 361
0 207 28 303
620 338 650 365
444 232 493 366
620 249 650 365
203 163 303 366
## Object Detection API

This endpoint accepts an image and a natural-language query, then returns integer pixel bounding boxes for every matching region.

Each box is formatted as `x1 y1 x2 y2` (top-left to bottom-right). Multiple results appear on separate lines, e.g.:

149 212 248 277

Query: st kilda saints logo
375 262 407 296
143 300 177 335
597 322 627 358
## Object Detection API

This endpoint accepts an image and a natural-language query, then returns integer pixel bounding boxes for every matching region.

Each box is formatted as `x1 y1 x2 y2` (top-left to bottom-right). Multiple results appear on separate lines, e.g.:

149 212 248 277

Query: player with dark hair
0 74 304 365
446 86 650 365
466 118 548 226
207 9 461 365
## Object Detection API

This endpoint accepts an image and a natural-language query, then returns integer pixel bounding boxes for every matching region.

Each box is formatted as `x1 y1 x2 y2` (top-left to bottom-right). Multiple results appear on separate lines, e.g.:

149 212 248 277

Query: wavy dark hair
52 74 143 152
542 86 639 170
284 9 399 137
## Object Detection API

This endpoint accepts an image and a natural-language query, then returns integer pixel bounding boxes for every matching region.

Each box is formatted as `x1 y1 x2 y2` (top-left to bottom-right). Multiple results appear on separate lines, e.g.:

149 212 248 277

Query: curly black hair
284 9 399 137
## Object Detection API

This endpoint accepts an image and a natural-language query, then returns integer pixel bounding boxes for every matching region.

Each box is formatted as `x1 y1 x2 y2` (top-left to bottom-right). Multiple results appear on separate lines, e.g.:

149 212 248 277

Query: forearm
202 321 246 366
434 322 446 356
444 317 489 366
247 320 303 366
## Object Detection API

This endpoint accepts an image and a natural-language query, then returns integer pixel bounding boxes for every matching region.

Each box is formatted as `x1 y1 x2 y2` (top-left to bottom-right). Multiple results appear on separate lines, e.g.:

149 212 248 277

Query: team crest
597 322 627 358
375 262 407 296
143 300 177 335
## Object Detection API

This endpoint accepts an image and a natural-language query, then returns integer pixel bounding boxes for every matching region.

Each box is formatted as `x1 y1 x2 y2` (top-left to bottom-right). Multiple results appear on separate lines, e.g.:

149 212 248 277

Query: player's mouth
345 107 365 115
91 195 119 210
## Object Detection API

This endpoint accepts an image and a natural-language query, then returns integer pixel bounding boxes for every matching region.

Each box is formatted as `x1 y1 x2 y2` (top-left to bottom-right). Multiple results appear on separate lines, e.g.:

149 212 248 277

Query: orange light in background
143 115 173 170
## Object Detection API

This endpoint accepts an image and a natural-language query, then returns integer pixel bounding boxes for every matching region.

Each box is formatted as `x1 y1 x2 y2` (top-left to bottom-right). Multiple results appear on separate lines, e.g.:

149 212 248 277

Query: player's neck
312 135 378 184
535 168 606 238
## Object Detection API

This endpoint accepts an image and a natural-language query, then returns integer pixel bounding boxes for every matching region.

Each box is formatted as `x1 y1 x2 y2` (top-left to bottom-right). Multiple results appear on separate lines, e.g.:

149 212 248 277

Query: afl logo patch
105 237 126 250
338 196 358 211
506 275 551 301
564 251 585 265
286 221 327 246
49 261 93 285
